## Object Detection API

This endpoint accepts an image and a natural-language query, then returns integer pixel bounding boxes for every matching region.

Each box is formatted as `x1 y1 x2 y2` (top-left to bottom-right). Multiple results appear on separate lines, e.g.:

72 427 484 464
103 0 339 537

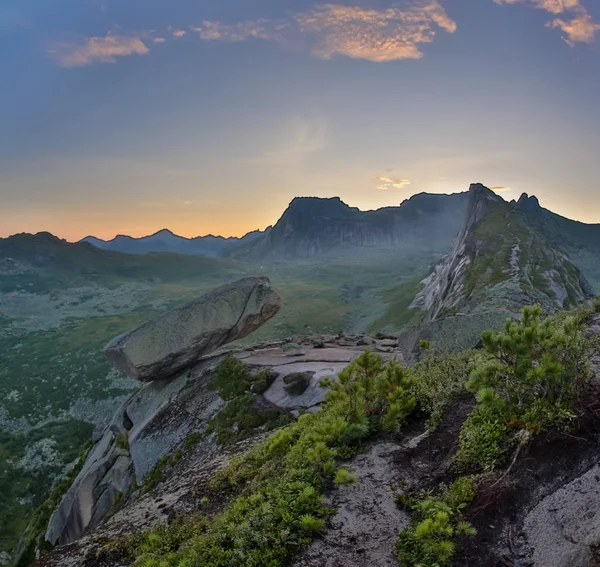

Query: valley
2 184 600 563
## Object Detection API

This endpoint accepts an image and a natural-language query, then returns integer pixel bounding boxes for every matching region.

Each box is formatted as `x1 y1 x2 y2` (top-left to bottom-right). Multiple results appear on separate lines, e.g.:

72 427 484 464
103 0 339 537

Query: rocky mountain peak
517 192 542 212
410 183 593 323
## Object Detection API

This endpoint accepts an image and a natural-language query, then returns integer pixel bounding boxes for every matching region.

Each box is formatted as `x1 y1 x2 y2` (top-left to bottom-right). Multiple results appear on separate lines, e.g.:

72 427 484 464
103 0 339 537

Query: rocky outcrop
230 193 469 261
410 183 593 322
104 277 281 381
410 183 502 321
44 325 404 551
524 464 600 567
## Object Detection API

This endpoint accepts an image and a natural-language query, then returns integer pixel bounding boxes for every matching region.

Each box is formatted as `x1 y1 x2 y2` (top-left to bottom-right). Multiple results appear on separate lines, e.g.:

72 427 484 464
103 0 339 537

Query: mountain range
80 190 600 286
81 228 266 257
2 183 600 563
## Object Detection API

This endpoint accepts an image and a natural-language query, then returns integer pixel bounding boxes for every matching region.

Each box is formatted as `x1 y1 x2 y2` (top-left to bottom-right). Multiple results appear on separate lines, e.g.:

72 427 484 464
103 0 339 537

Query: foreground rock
104 277 281 381
41 329 403 555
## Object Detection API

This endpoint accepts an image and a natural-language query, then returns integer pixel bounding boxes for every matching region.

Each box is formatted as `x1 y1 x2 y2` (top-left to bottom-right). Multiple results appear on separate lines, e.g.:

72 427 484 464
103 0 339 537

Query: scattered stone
283 372 313 396
281 342 305 357
377 339 399 348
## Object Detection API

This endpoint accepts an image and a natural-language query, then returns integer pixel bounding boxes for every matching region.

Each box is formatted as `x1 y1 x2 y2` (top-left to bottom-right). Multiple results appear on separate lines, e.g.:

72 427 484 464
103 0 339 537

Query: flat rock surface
263 362 348 409
293 442 408 567
524 464 600 567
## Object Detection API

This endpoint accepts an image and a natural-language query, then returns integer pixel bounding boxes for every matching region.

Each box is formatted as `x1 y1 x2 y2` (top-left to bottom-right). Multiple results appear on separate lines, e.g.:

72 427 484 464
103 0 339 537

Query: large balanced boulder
104 277 281 381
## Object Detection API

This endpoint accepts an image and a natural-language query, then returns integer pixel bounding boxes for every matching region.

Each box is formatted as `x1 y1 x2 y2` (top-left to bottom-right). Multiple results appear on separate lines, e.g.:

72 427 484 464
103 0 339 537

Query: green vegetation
206 394 293 445
14 439 92 567
0 421 94 557
116 432 130 451
207 355 292 445
456 304 591 471
367 274 428 332
109 350 416 567
141 432 205 495
333 468 356 486
410 349 477 427
396 477 477 567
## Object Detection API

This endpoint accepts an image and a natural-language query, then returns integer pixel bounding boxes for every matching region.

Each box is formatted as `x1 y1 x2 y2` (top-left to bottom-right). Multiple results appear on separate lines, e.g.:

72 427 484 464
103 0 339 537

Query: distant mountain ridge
81 228 267 257
515 193 600 290
228 192 471 261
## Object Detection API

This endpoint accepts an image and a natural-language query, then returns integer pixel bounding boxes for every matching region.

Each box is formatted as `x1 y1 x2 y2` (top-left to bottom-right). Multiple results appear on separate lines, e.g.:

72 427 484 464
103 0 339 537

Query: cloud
172 29 187 38
192 0 457 62
153 37 166 44
548 12 600 44
247 117 329 166
491 185 511 192
494 0 599 44
47 34 149 67
374 175 411 189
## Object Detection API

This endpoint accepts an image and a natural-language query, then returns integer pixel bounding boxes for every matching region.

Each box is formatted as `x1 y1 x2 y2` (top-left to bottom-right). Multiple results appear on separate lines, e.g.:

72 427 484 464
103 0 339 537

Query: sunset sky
1 0 599 240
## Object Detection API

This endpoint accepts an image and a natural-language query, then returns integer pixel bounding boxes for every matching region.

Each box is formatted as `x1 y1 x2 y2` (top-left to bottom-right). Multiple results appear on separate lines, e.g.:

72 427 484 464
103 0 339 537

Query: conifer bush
122 350 418 567
457 304 591 471
320 350 416 434
396 477 477 567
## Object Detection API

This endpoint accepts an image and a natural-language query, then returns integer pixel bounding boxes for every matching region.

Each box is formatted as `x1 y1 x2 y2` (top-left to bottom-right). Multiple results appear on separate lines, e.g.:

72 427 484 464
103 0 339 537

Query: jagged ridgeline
3 184 600 565
396 184 594 351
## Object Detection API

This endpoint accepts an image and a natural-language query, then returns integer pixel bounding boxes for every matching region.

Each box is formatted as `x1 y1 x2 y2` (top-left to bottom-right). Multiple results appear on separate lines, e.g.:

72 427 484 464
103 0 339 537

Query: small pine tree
466 304 590 430
321 350 415 433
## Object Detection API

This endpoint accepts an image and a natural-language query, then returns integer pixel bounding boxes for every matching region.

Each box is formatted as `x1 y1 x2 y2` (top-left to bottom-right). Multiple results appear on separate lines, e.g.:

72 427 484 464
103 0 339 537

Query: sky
1 0 599 240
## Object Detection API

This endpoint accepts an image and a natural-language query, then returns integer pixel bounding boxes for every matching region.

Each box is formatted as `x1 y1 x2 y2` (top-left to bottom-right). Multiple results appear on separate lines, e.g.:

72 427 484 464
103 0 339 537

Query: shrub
396 477 477 567
209 354 250 400
456 304 590 471
115 432 130 451
320 350 416 434
409 350 477 427
333 468 356 486
454 405 513 472
468 304 589 428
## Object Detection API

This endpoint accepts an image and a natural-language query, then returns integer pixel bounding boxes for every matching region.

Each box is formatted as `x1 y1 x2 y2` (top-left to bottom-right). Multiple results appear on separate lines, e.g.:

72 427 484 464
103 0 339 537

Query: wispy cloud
374 174 411 190
192 1 457 62
491 185 511 192
153 37 166 44
494 0 600 44
548 11 600 45
171 29 187 38
47 34 149 67
247 117 329 166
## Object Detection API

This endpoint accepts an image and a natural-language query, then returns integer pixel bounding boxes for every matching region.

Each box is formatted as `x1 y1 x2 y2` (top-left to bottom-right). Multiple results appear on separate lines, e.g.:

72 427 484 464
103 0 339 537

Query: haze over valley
3 0 600 565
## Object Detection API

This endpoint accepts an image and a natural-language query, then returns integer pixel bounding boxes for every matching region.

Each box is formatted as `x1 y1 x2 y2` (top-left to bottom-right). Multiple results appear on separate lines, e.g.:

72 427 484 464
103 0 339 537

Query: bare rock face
410 183 593 323
104 277 281 381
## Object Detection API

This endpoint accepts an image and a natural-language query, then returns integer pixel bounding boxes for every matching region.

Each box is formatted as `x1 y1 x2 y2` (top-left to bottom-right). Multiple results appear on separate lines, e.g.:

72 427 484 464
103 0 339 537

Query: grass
367 273 428 332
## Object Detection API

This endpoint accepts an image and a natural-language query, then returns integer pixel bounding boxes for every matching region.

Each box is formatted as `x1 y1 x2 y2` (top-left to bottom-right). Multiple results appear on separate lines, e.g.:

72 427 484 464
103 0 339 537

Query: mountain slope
81 228 265 257
411 184 594 322
229 193 470 261
517 193 600 291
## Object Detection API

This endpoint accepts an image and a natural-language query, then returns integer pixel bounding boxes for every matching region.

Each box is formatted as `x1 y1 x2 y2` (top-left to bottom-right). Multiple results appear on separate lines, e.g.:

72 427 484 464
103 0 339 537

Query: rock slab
104 277 281 381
